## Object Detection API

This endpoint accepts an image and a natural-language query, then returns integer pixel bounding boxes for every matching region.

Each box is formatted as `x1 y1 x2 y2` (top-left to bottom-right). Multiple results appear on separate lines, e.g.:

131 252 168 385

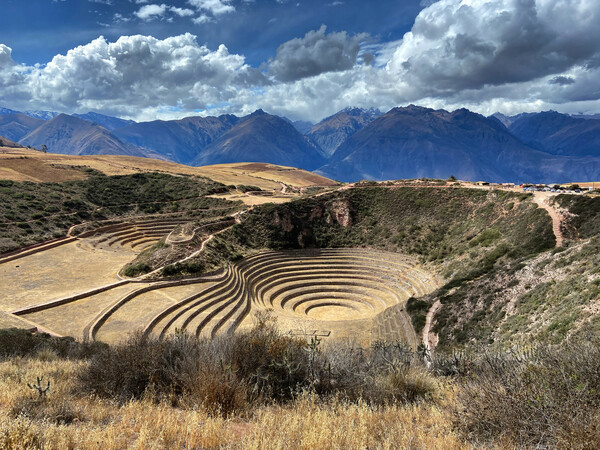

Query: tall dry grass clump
455 340 600 448
237 394 464 449
0 356 239 449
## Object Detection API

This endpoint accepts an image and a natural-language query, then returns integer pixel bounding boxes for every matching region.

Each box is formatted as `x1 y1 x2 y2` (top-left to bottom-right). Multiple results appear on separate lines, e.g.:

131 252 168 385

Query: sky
1 0 600 123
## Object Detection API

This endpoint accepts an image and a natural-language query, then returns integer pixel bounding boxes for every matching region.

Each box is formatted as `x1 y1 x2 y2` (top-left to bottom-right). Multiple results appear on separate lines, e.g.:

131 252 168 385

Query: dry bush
456 341 600 448
77 330 247 414
77 319 311 414
230 312 310 401
10 395 82 425
310 341 438 405
76 316 440 419
376 367 438 404
0 416 42 450
179 364 249 416
0 328 107 361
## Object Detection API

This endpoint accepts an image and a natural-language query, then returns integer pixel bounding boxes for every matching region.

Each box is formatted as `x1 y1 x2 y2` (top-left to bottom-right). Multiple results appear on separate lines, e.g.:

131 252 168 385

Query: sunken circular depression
247 248 434 322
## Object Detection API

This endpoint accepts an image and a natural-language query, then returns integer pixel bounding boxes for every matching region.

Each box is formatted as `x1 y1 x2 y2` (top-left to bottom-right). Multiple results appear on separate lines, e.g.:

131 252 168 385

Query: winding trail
423 300 441 352
532 193 564 247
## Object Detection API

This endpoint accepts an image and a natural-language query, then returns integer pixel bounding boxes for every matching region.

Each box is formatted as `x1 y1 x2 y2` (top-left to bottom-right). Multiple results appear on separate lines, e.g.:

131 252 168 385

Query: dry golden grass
238 394 465 450
0 147 336 189
0 357 465 450
0 357 238 449
208 192 297 206
0 149 89 182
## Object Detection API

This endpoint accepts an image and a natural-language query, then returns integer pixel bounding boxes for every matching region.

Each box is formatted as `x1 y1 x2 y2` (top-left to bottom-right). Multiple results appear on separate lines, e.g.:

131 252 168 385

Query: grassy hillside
0 172 239 254
552 194 600 239
223 186 553 278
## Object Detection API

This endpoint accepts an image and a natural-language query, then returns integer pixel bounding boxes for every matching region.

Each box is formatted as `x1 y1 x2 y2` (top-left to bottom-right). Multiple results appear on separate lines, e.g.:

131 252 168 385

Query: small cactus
27 376 50 398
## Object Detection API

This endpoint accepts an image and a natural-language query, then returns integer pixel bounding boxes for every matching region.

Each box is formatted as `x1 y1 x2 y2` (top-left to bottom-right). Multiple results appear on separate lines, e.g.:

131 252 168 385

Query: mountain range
1 105 600 183
19 114 159 159
191 110 325 170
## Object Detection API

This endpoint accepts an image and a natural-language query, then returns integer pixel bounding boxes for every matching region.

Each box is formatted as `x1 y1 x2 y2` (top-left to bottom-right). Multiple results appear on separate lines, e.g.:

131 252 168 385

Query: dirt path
532 193 564 247
423 300 441 352
139 220 238 280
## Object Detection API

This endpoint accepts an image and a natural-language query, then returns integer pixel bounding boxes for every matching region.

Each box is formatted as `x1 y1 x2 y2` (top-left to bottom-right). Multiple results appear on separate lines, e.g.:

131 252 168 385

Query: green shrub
123 263 151 277
406 297 431 335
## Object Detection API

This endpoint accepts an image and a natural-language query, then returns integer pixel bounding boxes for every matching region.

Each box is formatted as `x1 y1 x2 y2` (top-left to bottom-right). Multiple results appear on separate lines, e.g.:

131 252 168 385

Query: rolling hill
0 135 23 148
0 146 336 189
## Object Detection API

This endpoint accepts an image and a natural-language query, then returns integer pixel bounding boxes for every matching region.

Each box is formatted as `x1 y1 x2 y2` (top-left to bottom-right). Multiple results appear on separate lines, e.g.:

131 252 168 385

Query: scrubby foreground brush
1 318 600 449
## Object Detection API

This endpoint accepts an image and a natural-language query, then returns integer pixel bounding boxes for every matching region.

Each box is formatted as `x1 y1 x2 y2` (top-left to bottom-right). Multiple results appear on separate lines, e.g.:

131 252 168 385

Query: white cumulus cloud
187 0 235 15
135 4 168 20
23 34 264 118
3 0 600 122
170 6 194 17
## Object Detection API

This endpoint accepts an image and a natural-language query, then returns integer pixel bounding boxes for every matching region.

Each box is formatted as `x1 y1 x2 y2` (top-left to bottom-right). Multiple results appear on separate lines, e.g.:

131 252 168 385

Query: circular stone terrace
4 233 439 349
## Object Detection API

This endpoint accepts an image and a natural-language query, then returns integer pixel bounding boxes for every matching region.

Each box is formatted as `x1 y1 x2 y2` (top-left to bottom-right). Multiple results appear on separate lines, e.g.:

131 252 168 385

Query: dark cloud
550 76 576 86
389 0 600 94
268 25 363 82
361 52 374 65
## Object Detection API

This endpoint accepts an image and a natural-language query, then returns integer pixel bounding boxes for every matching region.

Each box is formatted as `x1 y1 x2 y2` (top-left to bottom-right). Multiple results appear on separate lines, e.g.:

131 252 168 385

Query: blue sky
1 0 600 122
2 0 422 68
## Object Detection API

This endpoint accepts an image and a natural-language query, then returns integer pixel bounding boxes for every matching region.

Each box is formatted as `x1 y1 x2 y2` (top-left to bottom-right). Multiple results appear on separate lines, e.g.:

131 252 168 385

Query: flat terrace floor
0 240 136 311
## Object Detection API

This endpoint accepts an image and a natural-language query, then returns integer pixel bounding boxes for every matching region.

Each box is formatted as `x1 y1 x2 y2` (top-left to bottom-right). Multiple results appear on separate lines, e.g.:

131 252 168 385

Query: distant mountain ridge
0 114 45 142
192 110 326 170
1 104 600 183
19 114 159 159
508 111 600 158
308 107 381 156
114 114 240 164
316 106 600 184
73 112 136 131
0 107 59 121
